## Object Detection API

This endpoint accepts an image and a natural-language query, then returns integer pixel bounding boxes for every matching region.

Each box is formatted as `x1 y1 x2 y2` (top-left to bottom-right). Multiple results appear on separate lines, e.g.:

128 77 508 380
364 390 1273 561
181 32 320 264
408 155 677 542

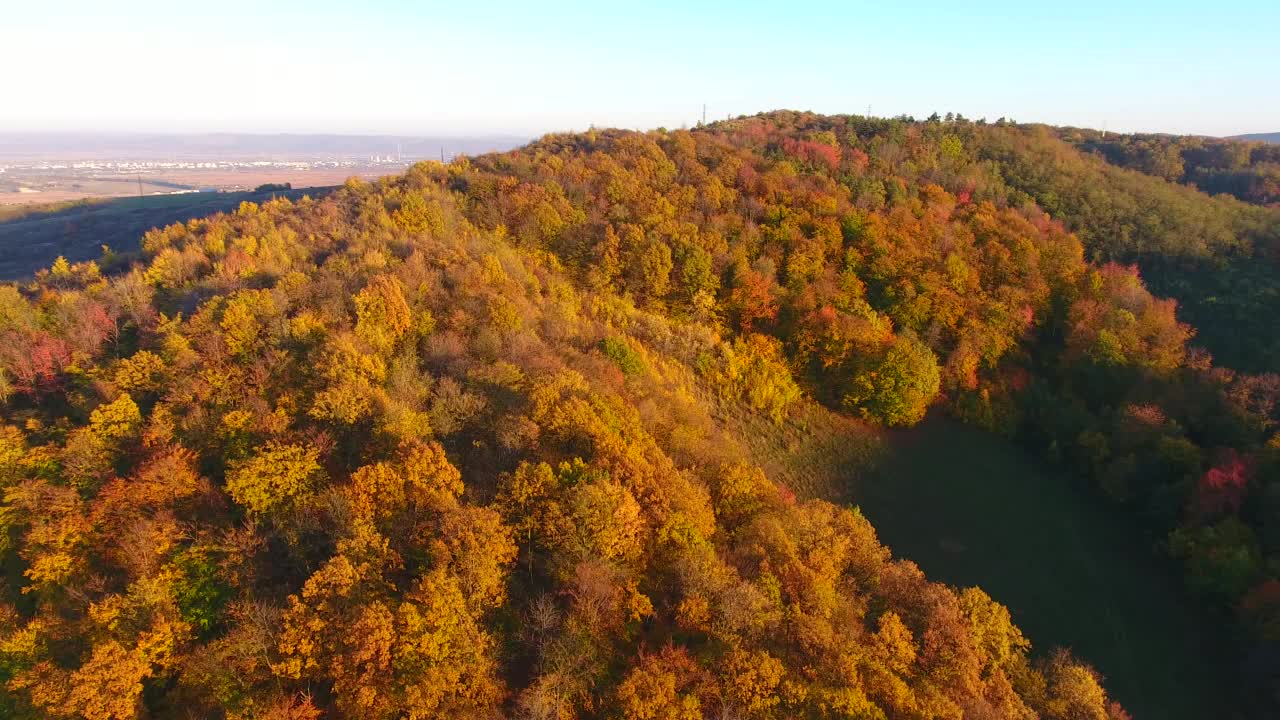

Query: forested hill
993 124 1280 371
1057 126 1280 208
456 113 1279 687
0 111 1276 718
1232 132 1280 144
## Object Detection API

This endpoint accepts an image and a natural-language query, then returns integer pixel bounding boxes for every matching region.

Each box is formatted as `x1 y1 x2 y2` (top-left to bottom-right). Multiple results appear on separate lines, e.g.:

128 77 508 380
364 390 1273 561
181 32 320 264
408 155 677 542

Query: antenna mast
137 174 144 197
702 103 706 126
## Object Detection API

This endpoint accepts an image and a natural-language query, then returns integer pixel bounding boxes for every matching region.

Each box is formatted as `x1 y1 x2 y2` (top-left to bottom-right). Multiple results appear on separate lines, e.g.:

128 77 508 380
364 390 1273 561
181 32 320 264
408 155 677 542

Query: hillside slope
440 112 1279 717
0 173 1132 718
3 112 1276 718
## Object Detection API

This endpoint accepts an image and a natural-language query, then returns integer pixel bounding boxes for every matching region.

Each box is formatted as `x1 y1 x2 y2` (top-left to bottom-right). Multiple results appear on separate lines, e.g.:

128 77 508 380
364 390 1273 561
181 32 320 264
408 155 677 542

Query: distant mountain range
1229 132 1280 143
0 132 530 161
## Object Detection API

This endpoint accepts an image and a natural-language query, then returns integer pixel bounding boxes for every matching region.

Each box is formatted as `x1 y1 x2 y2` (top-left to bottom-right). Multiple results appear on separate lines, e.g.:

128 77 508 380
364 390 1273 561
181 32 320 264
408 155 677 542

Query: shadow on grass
0 187 334 281
856 415 1232 720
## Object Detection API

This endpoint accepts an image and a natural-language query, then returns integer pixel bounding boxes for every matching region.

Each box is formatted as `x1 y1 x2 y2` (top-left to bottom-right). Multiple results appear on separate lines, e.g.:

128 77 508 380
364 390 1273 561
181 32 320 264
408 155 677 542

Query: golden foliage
355 275 413 353
113 351 166 394
225 442 322 516
89 394 142 441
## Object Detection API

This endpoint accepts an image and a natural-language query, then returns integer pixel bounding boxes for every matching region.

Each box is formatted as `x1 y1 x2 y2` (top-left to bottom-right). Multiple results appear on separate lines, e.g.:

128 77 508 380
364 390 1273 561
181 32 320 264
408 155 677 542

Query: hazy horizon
0 110 1272 143
0 132 530 163
0 119 1271 145
0 130 531 140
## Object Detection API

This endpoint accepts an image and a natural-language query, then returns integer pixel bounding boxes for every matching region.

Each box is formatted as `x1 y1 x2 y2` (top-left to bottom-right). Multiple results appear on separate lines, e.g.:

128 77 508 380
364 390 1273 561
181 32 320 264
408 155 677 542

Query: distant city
0 132 528 205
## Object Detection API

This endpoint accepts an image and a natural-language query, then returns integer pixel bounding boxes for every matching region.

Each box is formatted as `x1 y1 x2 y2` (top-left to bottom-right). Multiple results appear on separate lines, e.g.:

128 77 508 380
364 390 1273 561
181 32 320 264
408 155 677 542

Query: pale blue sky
3 0 1276 136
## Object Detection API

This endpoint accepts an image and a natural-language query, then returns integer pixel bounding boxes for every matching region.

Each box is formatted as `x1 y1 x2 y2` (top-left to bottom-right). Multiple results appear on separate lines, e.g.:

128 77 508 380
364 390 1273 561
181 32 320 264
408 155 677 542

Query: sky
3 0 1277 138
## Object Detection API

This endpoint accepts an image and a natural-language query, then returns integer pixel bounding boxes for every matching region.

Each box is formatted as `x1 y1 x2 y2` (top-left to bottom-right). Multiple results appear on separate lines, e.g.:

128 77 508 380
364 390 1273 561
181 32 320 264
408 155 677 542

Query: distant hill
1055 127 1280 208
1229 131 1280 143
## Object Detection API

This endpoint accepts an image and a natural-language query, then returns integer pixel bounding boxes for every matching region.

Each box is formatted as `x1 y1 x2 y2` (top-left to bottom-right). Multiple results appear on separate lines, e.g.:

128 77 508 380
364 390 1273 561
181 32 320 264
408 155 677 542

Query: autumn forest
1 111 1278 720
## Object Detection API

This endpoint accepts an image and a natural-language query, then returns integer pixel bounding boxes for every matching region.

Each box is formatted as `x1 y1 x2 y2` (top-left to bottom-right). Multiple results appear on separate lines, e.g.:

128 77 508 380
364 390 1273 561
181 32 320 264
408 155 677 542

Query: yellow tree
219 289 281 357
225 442 323 516
355 275 412 354
309 333 388 425
431 505 517 614
720 647 784 717
349 440 464 524
616 646 707 720
89 394 143 442
276 552 505 719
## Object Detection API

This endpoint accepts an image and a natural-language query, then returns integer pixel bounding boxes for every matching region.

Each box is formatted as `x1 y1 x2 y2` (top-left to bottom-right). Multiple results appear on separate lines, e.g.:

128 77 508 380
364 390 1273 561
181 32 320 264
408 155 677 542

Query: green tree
843 332 941 426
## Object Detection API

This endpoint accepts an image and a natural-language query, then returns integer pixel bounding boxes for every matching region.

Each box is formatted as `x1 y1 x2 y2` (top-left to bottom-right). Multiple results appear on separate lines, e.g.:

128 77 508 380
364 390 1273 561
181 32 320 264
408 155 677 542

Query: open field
0 168 392 206
126 167 378 189
0 179 196 205
733 402 1230 720
0 188 329 279
866 417 1230 720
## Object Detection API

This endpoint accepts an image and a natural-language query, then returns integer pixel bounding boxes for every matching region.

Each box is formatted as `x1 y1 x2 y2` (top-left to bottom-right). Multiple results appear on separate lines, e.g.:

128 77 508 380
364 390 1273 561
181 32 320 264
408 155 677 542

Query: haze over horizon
5 0 1277 138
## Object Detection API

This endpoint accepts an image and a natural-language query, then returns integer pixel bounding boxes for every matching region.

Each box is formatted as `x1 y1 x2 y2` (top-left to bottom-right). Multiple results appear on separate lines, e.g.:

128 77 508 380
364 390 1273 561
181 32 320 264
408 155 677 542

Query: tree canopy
2 110 1276 718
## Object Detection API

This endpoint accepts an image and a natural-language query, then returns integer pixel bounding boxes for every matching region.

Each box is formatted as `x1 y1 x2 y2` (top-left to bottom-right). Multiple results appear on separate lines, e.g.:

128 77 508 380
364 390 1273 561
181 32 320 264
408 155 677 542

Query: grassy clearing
716 396 885 502
730 404 1230 720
